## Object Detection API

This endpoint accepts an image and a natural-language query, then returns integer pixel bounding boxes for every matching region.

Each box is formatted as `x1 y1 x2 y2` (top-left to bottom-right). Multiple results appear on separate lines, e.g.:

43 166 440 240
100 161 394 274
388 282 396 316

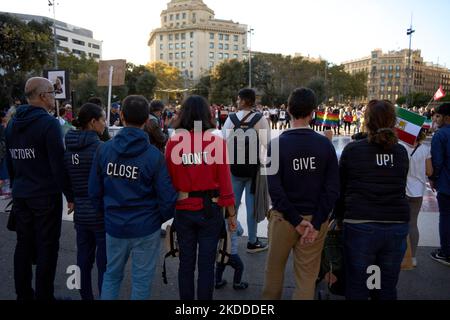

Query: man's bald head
24 77 55 111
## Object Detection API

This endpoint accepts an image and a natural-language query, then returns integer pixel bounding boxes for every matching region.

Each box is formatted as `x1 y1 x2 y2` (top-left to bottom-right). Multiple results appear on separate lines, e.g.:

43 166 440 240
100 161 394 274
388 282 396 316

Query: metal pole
107 65 114 127
49 0 58 69
406 18 415 107
248 28 254 88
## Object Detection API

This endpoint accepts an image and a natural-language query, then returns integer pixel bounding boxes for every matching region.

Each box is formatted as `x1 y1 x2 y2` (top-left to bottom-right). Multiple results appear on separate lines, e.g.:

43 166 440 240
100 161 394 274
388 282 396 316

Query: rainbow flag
315 112 339 127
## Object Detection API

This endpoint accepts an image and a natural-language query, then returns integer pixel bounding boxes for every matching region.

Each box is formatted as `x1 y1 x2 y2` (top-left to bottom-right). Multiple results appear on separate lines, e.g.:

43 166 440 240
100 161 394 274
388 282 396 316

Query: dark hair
87 97 103 107
59 107 66 117
436 103 450 116
174 95 215 131
73 103 104 129
365 100 398 149
122 95 150 126
150 100 165 113
287 88 317 119
238 88 256 106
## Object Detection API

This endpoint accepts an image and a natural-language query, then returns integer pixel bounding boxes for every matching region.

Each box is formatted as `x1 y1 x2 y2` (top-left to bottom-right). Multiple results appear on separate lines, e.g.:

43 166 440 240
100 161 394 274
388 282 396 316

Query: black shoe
430 250 450 266
246 239 268 253
233 282 249 290
215 280 227 289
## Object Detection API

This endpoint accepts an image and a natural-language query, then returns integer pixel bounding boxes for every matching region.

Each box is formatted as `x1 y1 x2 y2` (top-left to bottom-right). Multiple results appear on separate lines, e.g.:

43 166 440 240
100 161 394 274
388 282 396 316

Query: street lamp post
248 27 254 88
406 21 415 107
48 0 58 69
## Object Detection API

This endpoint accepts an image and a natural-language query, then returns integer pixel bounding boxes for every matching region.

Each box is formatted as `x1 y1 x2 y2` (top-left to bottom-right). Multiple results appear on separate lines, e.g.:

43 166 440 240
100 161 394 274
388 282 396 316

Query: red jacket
165 131 235 211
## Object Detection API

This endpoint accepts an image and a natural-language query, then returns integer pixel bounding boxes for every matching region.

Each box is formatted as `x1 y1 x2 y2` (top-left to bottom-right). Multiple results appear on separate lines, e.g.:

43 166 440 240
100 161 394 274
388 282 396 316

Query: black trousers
215 254 244 285
13 194 62 300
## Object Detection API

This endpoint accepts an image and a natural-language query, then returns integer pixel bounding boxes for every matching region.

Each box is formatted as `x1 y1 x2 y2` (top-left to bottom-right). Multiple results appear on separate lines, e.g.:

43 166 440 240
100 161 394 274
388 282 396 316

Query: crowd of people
2 76 449 301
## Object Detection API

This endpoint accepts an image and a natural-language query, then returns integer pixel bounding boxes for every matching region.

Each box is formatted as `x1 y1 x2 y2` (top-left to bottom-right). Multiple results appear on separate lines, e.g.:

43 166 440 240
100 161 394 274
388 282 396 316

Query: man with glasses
5 77 73 300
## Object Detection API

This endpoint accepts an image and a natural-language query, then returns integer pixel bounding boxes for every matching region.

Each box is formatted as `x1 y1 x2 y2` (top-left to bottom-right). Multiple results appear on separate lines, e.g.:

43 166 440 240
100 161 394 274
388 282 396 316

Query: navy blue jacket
64 130 103 228
5 105 73 201
88 127 177 239
430 124 450 196
267 128 339 230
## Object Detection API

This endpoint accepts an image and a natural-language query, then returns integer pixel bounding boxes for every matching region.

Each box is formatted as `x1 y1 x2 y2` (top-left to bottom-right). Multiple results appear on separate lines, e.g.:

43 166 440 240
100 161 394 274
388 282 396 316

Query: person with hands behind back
262 88 339 300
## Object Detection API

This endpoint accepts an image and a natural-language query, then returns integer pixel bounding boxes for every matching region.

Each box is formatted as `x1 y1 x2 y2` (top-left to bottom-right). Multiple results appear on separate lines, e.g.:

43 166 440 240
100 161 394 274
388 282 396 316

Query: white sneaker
412 257 417 268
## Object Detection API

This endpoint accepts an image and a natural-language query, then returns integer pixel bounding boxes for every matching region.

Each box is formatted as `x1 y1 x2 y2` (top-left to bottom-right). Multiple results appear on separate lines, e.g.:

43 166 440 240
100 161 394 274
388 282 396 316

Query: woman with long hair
335 100 410 300
165 95 237 300
64 103 107 300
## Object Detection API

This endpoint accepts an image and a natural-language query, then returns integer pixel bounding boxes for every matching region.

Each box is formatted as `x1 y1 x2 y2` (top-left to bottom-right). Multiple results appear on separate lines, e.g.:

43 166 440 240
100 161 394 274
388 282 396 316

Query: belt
177 190 220 219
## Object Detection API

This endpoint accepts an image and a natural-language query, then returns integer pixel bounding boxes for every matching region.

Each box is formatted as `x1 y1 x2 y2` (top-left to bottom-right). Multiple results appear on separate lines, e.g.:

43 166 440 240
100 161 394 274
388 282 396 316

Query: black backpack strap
245 113 263 129
230 113 241 129
411 144 421 157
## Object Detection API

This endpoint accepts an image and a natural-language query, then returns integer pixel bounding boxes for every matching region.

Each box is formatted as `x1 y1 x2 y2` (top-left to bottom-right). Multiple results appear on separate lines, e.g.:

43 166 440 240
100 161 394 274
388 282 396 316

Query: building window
234 45 238 51
190 32 194 38
181 52 186 59
218 43 223 50
170 14 173 21
181 33 185 40
224 44 229 50
190 42 194 48
389 65 393 71
209 52 214 59
160 44 163 50
209 42 214 49
176 23 179 27
224 34 229 41
175 62 179 67
56 35 68 42
164 16 167 22
169 43 174 50
210 33 214 39
396 65 401 71
92 53 100 59
72 49 85 55
209 61 214 69
175 43 180 49
190 61 193 68
234 35 239 42
175 52 180 59
380 86 385 92
169 53 173 60
233 54 238 59
72 39 85 46
169 34 173 41
190 71 193 79
181 43 186 49
224 53 229 59
160 53 164 59
218 53 223 59
175 33 179 40
190 51 194 57
219 34 223 40
181 61 186 68
182 13 186 19
160 35 163 41
381 73 385 78
176 13 180 20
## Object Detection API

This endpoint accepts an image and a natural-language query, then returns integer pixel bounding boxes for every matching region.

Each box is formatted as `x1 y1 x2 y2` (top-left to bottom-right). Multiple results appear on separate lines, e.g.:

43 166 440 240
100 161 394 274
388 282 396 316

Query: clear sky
2 0 449 67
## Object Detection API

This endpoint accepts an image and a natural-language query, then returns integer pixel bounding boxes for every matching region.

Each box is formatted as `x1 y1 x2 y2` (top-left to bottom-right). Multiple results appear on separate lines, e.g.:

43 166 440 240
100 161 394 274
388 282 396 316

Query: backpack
228 112 263 178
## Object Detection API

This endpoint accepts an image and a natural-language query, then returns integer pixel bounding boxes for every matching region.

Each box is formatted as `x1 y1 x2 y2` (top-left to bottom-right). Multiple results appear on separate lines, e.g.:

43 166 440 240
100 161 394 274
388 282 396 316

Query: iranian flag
434 85 446 101
395 107 426 146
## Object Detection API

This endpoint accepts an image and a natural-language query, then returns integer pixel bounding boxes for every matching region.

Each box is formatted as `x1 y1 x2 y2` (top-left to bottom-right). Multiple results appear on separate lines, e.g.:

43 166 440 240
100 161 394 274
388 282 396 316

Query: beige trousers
262 210 328 300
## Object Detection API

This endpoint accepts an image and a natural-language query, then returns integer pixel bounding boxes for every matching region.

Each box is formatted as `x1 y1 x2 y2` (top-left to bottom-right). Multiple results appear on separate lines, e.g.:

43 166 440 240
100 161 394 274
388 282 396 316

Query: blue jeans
75 224 106 300
174 206 224 300
438 193 450 256
101 230 160 300
344 223 408 300
231 175 257 244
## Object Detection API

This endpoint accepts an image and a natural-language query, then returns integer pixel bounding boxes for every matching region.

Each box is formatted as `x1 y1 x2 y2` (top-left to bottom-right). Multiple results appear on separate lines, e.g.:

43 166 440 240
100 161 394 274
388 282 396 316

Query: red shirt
165 131 235 211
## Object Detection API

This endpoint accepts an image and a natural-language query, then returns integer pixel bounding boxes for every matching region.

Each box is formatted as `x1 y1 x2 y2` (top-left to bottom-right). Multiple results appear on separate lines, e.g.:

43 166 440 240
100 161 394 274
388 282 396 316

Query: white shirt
222 110 271 148
400 142 431 197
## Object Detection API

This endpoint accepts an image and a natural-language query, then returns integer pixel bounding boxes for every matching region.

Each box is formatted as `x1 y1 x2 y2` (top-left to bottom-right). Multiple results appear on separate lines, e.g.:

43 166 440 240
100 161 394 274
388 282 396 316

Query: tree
192 75 211 99
0 14 53 109
210 59 246 105
135 71 157 100
146 61 183 100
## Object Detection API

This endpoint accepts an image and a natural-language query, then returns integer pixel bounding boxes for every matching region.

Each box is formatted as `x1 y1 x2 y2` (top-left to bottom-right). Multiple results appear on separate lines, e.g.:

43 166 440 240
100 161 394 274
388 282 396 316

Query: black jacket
5 105 73 200
64 130 103 228
334 138 410 223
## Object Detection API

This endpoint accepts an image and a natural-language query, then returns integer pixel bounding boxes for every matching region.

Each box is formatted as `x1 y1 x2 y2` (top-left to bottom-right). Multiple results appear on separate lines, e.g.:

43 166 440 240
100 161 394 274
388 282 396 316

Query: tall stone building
148 0 248 80
342 49 450 102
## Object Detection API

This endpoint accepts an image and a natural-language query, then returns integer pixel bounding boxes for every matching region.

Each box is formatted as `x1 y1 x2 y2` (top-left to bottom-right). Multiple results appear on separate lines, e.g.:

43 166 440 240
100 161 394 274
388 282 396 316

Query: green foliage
0 14 53 109
192 75 211 99
209 59 247 105
135 71 157 101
